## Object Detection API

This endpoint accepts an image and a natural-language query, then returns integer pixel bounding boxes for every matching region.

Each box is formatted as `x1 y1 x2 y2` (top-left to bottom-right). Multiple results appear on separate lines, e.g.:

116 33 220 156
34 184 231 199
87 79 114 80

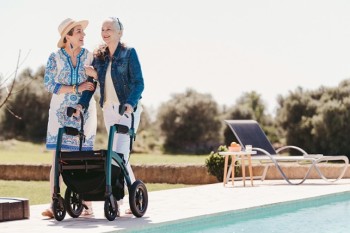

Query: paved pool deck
1 179 350 233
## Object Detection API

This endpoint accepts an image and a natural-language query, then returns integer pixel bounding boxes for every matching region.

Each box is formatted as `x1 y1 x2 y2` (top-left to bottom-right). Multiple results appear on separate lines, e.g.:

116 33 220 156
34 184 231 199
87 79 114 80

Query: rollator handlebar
66 107 85 150
113 124 130 134
67 107 76 117
119 104 127 115
67 107 84 125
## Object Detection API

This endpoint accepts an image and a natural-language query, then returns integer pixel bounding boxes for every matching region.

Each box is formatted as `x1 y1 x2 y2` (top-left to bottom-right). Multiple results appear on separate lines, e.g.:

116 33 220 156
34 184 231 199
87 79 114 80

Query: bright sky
2 0 350 115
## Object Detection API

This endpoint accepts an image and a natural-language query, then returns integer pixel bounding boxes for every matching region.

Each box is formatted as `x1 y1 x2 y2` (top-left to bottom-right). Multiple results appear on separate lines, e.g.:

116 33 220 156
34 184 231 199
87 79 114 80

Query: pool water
121 191 350 233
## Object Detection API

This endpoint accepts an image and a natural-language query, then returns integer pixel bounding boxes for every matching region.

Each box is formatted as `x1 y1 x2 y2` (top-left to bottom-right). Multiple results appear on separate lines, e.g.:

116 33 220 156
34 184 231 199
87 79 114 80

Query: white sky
2 0 350 115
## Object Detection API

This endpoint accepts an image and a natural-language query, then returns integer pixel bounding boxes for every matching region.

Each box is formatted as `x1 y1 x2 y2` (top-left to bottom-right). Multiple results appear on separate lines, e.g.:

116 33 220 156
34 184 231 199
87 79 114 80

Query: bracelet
75 85 79 94
72 85 76 93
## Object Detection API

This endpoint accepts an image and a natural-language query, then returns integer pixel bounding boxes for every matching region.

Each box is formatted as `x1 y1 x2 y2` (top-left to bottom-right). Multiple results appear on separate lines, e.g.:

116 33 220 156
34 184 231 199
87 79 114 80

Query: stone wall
132 164 217 184
0 163 349 184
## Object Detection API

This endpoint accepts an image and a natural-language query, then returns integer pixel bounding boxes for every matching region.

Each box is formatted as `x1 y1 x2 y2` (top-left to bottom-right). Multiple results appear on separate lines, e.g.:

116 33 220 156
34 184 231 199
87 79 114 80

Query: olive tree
157 88 221 154
275 80 350 156
0 66 51 141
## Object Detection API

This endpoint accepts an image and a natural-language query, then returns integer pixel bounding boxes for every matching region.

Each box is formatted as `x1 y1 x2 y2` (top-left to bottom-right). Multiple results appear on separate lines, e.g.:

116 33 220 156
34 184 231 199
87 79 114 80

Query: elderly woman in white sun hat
42 18 97 218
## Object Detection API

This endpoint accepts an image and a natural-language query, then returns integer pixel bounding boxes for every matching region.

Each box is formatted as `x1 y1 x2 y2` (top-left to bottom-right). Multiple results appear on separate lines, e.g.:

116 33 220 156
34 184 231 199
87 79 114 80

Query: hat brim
57 20 89 48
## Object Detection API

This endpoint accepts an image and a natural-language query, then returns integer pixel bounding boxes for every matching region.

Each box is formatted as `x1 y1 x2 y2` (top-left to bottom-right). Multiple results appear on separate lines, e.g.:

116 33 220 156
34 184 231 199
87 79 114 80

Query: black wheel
129 180 148 217
64 188 83 218
104 197 118 221
53 196 66 221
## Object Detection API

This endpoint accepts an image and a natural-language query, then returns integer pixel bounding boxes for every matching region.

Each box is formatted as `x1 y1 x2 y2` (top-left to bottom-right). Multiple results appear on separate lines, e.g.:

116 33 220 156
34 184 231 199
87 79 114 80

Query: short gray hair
109 17 123 31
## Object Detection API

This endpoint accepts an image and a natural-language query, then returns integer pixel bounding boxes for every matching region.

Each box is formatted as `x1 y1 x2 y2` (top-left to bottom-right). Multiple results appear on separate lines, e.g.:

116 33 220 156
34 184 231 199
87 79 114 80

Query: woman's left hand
124 104 134 114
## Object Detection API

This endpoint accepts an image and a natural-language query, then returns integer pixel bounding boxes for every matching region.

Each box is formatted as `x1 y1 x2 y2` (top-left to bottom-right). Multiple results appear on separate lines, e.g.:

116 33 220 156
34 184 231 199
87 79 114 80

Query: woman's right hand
84 65 98 79
73 104 83 117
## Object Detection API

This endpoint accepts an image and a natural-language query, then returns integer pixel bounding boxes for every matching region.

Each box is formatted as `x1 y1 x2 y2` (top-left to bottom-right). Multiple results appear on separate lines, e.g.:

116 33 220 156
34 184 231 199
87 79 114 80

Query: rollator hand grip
118 105 127 115
66 107 85 136
114 124 130 134
67 107 76 117
64 127 79 136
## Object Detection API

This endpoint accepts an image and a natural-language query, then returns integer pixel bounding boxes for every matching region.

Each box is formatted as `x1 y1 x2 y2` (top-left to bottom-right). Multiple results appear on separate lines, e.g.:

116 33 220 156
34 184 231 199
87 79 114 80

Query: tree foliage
132 105 163 153
3 62 350 158
0 66 50 141
276 80 350 156
157 88 221 154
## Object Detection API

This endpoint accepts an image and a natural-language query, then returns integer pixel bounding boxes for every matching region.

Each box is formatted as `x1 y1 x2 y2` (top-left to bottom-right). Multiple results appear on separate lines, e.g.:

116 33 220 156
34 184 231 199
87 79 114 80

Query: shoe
41 208 54 219
81 201 94 217
125 208 132 215
81 207 94 217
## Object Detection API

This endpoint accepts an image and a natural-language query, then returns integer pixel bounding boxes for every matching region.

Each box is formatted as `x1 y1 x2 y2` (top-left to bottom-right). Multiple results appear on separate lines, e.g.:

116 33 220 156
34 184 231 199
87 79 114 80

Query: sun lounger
225 120 349 185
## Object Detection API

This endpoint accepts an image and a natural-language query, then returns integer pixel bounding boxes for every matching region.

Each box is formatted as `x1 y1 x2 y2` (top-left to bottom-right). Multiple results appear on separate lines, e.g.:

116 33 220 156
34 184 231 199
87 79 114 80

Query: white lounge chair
225 120 349 185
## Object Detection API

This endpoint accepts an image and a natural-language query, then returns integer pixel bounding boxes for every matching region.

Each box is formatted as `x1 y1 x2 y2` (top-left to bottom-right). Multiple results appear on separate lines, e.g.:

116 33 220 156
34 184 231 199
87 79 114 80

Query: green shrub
205 145 240 182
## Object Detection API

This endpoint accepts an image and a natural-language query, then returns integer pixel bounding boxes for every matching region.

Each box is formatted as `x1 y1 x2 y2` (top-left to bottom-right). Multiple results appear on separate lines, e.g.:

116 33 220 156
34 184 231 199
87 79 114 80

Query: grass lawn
0 180 195 205
0 139 209 165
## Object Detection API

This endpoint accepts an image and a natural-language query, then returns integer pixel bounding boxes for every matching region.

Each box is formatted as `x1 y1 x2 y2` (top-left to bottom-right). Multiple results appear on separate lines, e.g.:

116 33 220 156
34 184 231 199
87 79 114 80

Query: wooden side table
219 151 256 187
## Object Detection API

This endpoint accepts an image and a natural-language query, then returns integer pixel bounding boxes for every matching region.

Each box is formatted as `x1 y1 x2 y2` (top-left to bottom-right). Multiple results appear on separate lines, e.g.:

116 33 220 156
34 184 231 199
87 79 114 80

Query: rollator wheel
53 196 66 221
65 188 83 218
129 180 148 217
104 197 118 221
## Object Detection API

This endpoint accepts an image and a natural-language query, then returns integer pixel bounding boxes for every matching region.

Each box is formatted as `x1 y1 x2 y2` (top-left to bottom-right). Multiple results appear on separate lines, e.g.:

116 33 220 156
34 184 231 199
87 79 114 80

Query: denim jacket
79 43 144 110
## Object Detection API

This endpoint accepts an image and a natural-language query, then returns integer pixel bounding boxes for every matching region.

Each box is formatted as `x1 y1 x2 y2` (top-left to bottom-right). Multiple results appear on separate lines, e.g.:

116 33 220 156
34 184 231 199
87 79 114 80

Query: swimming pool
120 191 350 233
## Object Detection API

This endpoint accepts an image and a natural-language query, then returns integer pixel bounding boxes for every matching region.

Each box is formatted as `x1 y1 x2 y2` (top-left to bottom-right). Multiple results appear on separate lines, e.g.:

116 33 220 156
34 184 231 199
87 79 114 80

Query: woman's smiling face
101 19 122 45
66 25 86 48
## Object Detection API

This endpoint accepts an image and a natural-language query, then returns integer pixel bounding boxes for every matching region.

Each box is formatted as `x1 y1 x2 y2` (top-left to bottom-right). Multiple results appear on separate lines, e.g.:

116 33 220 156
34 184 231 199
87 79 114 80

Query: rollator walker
51 107 148 221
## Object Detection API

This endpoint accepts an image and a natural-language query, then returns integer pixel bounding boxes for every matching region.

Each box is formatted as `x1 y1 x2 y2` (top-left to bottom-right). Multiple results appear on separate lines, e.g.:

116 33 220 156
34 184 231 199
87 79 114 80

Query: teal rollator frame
52 107 148 221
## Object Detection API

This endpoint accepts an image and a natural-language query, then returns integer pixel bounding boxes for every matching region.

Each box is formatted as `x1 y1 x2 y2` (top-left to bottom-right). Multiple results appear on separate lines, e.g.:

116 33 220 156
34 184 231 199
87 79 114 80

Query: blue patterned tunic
44 48 96 151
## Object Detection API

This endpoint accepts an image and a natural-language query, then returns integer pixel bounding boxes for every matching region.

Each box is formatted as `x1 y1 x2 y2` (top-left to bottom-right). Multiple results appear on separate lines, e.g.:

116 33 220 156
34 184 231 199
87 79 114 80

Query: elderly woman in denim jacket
75 17 144 215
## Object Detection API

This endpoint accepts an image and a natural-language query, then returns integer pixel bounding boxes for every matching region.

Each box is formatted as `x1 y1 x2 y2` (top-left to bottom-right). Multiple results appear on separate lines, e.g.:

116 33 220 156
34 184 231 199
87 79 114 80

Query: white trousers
103 103 143 185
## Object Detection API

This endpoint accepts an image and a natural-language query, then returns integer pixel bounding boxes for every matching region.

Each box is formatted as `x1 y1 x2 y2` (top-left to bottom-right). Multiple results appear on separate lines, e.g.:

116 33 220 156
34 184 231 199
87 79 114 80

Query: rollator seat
60 150 107 161
59 150 125 201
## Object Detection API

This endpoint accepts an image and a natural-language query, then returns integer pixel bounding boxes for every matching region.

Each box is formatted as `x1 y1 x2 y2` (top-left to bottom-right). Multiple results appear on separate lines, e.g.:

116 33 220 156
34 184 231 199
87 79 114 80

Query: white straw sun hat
57 18 88 48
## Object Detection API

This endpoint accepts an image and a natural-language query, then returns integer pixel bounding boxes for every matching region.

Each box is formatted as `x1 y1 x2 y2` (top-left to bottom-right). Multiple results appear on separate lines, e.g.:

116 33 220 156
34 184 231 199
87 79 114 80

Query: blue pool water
121 191 350 233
